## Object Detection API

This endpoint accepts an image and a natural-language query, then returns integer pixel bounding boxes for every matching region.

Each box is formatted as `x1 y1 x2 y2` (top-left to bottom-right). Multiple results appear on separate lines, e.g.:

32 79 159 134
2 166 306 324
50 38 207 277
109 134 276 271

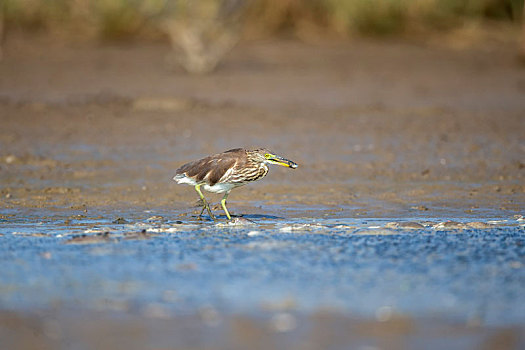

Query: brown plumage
176 148 241 186
173 148 297 221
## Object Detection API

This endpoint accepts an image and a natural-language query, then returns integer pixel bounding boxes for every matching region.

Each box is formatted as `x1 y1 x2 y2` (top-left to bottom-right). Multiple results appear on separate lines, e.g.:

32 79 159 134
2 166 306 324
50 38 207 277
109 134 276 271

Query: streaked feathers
174 148 270 193
173 147 297 220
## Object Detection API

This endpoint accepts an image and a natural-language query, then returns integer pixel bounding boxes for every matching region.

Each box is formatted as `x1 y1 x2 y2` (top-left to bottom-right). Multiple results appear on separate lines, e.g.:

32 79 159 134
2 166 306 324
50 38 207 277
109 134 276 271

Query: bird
173 148 298 220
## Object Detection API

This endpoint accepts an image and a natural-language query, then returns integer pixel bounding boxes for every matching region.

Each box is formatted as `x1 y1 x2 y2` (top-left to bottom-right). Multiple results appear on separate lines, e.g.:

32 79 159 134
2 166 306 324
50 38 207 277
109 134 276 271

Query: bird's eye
264 153 271 159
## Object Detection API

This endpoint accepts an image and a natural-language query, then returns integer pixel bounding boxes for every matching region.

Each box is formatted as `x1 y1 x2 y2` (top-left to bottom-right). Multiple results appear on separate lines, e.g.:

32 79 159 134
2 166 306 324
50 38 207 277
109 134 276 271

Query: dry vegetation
1 0 523 70
3 0 522 40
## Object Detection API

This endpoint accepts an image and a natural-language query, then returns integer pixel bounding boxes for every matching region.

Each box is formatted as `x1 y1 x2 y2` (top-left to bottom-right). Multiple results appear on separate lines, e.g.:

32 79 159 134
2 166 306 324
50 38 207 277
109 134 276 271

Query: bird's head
251 148 298 169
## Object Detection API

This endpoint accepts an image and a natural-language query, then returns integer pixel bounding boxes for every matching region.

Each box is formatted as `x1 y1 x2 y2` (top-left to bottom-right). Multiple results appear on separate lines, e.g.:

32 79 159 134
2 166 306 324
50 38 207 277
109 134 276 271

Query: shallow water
1 208 524 326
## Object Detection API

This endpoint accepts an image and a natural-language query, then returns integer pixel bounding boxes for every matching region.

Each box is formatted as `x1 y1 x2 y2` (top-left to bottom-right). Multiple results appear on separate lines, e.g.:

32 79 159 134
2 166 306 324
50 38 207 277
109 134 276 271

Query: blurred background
1 0 524 69
2 0 523 40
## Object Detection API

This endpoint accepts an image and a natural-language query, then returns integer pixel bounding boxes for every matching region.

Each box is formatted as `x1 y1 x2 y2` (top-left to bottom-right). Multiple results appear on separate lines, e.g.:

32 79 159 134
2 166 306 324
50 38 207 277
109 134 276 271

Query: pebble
147 227 179 233
356 229 397 235
433 221 466 230
64 232 113 244
278 223 325 232
466 222 493 229
488 220 507 224
147 215 165 222
410 205 429 211
215 217 256 226
12 232 48 237
123 229 157 240
83 228 106 233
385 222 424 229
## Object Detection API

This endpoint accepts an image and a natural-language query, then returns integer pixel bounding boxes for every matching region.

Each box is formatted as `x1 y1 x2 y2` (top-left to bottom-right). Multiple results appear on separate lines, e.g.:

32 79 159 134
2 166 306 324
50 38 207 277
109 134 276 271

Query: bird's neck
245 159 269 180
250 159 268 171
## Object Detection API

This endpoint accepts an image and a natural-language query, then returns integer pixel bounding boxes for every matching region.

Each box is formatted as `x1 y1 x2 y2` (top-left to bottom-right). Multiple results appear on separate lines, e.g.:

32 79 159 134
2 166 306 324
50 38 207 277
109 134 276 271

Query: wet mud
1 37 525 349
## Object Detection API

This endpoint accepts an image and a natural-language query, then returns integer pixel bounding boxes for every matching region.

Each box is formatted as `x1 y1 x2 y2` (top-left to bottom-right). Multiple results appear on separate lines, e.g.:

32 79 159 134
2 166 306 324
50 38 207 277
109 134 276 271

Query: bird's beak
268 154 298 169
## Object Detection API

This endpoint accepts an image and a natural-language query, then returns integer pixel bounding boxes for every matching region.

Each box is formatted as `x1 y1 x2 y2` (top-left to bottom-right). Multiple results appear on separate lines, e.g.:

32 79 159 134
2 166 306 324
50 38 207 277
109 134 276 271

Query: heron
174 148 297 220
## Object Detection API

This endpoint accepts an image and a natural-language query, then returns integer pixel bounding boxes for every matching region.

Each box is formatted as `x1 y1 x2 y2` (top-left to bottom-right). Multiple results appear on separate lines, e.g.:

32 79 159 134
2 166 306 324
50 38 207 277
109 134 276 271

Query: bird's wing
207 157 237 185
176 152 240 186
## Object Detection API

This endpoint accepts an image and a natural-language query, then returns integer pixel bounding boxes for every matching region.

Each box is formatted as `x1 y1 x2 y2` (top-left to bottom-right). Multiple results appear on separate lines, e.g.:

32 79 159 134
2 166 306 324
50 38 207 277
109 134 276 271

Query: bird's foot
204 204 216 221
196 204 216 221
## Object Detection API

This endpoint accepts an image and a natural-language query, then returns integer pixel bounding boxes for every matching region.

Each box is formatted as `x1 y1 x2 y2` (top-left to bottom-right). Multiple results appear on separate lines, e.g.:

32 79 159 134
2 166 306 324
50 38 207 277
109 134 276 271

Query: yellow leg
221 192 231 220
194 184 216 221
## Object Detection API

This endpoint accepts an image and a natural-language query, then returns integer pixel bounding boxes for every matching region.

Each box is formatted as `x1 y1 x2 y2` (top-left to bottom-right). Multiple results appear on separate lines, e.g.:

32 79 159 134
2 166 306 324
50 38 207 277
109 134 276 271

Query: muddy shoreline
1 38 524 218
0 101 523 219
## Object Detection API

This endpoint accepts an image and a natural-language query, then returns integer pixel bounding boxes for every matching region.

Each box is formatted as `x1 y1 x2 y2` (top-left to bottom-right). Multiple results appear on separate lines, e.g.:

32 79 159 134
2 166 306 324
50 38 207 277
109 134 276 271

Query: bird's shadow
189 214 284 221
235 214 283 220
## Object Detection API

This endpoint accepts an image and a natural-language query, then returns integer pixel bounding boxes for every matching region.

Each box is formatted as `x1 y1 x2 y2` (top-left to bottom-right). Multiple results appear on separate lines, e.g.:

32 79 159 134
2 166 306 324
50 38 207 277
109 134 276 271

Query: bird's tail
173 173 197 185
